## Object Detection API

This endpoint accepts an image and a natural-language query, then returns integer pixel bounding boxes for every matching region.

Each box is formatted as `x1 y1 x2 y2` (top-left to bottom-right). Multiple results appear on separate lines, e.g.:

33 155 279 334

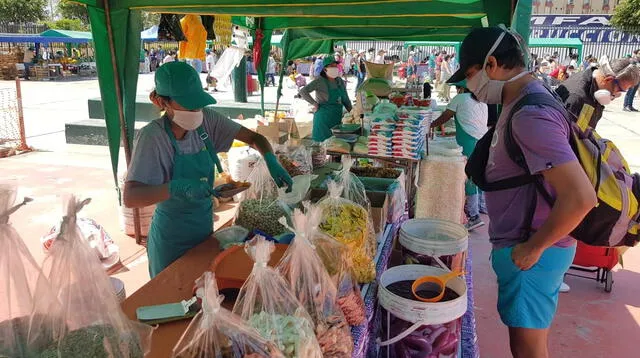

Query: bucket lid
378 265 467 325
399 218 468 257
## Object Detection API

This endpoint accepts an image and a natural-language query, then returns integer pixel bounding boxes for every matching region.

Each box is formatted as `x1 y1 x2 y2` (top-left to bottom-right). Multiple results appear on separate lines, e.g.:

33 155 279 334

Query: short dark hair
491 33 526 69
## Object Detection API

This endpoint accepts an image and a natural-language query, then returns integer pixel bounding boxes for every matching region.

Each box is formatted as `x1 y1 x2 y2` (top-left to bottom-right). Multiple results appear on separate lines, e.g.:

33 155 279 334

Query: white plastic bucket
399 218 468 272
118 204 155 237
378 265 467 358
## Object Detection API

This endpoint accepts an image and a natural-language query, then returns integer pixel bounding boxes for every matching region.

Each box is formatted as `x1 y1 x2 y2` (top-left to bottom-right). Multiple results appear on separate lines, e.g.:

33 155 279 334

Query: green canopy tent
40 29 94 40
529 37 583 63
70 0 529 240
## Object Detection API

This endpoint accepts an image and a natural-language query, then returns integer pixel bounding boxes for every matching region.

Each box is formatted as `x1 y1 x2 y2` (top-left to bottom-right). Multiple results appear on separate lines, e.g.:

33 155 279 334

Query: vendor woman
299 57 352 142
124 61 292 277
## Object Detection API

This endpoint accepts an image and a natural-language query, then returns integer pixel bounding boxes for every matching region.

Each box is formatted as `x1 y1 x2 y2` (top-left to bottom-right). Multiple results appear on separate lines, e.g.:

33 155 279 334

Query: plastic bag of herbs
232 236 322 358
30 196 153 358
317 180 377 283
276 145 313 177
276 205 353 357
172 271 284 358
235 158 291 237
0 185 58 357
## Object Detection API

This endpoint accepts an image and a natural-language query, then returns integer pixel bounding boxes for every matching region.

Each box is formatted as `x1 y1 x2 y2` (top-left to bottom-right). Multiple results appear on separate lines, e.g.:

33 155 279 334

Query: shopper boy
447 27 597 358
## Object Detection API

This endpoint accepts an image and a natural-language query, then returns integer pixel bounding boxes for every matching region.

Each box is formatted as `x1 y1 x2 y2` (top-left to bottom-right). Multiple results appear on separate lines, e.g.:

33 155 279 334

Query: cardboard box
368 191 389 234
256 124 289 144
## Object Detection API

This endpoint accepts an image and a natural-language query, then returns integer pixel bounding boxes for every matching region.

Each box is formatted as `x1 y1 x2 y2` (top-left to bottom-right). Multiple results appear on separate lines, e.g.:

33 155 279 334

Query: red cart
568 241 619 292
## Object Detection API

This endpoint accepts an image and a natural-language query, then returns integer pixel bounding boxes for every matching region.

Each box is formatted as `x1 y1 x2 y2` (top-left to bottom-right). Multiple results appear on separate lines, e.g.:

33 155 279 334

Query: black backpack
466 90 640 247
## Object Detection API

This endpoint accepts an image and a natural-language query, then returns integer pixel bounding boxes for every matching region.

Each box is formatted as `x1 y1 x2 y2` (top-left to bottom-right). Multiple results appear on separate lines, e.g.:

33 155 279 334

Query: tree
57 1 89 25
611 0 640 35
141 12 161 29
43 19 88 31
0 0 47 23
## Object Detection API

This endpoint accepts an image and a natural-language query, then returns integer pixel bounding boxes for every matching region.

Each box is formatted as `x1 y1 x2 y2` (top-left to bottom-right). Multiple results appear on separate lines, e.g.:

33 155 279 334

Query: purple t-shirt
485 80 578 249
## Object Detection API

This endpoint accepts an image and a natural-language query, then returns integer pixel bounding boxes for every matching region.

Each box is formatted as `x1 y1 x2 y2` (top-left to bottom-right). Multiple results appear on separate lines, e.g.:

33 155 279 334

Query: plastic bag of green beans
233 236 322 358
172 271 283 358
31 196 153 358
235 158 292 237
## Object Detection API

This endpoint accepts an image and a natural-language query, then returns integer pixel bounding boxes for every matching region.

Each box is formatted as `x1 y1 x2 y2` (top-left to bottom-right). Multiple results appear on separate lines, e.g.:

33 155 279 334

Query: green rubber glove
169 179 216 201
264 152 293 192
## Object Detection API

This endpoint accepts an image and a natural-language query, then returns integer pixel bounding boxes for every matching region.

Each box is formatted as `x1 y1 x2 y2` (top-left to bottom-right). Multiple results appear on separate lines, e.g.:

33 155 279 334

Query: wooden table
120 202 238 358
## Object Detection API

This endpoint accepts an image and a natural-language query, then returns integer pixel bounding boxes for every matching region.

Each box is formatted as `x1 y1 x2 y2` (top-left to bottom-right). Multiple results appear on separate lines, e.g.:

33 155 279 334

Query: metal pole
14 77 28 151
103 0 143 244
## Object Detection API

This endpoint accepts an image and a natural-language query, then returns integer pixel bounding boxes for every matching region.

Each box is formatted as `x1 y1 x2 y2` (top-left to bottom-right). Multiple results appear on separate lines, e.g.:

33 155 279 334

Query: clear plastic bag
0 185 54 357
277 145 312 177
317 181 377 283
232 236 322 358
172 271 283 358
335 155 370 212
30 196 153 358
235 158 290 237
276 206 353 357
416 155 466 222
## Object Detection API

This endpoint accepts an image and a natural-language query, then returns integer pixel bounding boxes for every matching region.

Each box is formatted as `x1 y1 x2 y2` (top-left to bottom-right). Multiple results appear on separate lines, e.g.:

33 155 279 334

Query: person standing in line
374 50 385 64
448 26 597 358
22 47 35 80
357 51 367 89
438 55 453 102
266 54 276 86
555 56 640 128
623 49 639 112
429 85 488 230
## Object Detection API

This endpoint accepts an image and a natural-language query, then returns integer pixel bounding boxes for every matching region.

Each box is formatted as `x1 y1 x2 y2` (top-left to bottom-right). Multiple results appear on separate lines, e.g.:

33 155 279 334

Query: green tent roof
40 29 93 39
528 37 582 48
71 0 529 202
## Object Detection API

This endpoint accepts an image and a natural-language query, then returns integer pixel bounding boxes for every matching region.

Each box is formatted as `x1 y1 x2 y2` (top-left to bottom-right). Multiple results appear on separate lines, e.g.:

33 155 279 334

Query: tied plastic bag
30 196 153 358
277 206 353 357
235 158 290 237
172 271 283 358
0 185 53 357
232 236 322 358
317 181 376 283
276 145 312 177
335 155 370 212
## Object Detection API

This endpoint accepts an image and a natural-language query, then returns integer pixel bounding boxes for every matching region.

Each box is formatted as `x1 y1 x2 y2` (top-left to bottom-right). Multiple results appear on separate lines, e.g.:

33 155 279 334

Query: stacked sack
366 107 432 160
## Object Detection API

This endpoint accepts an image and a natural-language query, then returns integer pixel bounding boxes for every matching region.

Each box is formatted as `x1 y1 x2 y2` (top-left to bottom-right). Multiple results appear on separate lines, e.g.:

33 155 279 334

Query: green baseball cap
154 61 216 110
323 56 337 68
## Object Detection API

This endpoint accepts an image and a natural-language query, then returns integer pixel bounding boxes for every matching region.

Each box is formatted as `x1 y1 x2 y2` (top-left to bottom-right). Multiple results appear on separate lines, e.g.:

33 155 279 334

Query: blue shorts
491 245 576 329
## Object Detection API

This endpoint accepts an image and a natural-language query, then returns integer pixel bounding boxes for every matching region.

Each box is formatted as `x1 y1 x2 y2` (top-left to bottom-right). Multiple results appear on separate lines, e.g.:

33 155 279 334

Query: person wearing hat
299 57 353 142
447 26 597 357
124 61 292 277
374 50 386 64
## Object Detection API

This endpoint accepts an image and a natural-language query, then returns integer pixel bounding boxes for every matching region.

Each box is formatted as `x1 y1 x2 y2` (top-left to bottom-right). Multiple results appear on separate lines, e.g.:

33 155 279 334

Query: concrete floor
1 76 639 357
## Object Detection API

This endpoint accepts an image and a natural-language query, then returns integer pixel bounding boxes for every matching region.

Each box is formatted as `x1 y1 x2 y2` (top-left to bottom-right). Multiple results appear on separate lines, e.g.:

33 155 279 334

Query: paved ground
1 76 639 357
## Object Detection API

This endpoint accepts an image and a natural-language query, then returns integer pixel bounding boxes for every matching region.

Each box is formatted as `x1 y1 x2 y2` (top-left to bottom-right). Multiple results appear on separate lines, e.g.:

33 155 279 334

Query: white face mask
172 109 204 131
593 89 614 105
326 67 339 78
466 32 529 104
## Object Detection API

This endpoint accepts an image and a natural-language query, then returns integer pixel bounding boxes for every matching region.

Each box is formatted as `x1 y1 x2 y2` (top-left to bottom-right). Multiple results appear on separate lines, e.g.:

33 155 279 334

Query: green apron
147 117 223 278
312 77 345 142
454 114 480 196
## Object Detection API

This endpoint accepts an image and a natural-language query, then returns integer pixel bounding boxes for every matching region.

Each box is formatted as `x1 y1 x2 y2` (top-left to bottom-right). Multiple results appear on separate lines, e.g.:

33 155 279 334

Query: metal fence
0 22 48 34
0 81 27 156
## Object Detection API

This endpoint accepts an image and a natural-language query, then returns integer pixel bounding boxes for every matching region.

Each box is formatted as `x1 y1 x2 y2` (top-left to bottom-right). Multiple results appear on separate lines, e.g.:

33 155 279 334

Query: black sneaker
465 215 485 231
631 107 639 112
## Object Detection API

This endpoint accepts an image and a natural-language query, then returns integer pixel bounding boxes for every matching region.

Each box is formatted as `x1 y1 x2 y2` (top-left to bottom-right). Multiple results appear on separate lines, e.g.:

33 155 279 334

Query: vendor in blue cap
124 61 292 277
299 56 353 141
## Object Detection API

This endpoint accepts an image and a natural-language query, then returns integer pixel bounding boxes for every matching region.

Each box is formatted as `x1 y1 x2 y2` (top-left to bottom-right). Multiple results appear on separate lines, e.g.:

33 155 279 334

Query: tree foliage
58 1 90 24
611 0 640 35
43 19 89 31
142 12 161 29
0 0 47 23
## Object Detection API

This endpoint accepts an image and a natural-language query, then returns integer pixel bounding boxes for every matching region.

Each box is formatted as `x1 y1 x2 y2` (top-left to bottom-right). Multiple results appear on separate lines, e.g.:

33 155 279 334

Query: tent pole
104 0 143 244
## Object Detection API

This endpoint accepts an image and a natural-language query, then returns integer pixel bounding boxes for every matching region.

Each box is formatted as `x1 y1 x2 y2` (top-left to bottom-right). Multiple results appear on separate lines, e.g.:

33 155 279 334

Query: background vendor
123 61 292 278
299 57 353 142
430 85 488 230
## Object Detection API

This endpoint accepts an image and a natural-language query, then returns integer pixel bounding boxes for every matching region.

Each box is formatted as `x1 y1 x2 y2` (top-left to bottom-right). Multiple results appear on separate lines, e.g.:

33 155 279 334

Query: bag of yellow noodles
317 180 376 283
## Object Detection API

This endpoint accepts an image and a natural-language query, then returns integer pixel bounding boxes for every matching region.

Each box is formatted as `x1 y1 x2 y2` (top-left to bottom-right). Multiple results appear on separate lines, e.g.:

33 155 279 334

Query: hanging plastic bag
335 155 370 211
232 236 322 358
277 206 353 357
158 14 187 41
278 174 317 209
172 271 283 357
317 181 377 283
30 196 153 358
235 158 291 237
0 185 54 357
276 145 312 177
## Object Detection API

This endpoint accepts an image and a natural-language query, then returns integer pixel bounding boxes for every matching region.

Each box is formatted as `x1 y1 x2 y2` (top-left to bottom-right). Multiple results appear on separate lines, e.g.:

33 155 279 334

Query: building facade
532 0 619 15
